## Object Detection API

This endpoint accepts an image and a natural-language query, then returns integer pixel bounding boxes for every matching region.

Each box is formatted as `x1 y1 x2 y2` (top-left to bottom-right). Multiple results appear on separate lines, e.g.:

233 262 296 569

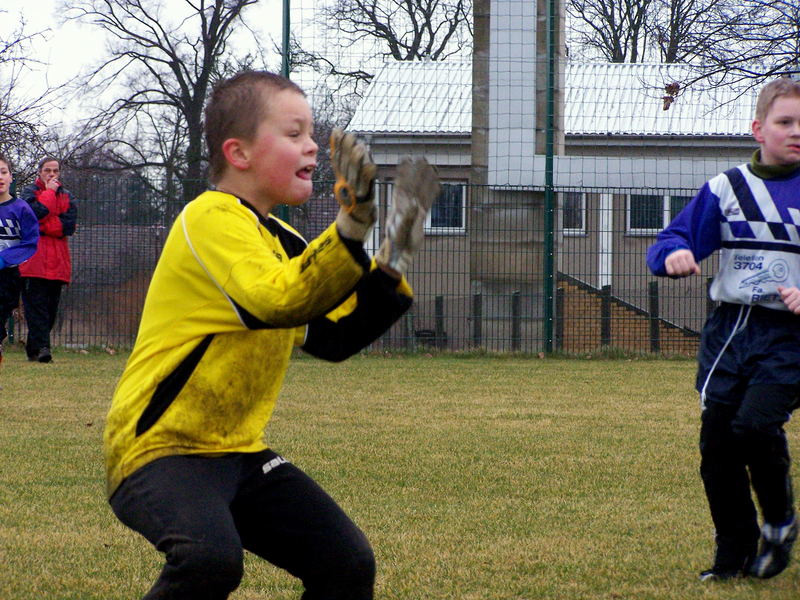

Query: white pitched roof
567 63 757 136
348 60 472 134
348 61 758 137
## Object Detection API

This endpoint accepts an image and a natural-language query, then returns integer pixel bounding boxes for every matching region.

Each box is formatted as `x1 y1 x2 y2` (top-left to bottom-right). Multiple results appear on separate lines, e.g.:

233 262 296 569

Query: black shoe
699 544 756 582
35 347 52 363
699 568 745 582
749 518 798 579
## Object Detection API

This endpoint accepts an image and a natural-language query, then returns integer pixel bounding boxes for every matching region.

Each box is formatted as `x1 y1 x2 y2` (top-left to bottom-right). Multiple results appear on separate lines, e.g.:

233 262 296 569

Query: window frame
424 180 467 235
626 193 694 235
560 191 586 236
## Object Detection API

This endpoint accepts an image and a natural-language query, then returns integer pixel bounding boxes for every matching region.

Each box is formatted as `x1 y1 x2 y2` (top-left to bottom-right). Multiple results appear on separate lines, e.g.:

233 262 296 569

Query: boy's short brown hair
38 156 60 171
755 77 800 122
0 153 12 172
204 71 305 184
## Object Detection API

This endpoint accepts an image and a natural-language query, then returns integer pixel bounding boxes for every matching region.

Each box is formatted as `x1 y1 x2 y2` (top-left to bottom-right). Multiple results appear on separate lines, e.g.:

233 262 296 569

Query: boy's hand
778 286 800 314
331 128 377 241
375 157 440 276
665 249 700 277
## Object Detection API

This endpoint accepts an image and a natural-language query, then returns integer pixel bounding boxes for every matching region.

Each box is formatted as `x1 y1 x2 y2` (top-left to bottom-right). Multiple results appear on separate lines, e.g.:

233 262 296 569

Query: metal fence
6 0 764 356
6 176 715 356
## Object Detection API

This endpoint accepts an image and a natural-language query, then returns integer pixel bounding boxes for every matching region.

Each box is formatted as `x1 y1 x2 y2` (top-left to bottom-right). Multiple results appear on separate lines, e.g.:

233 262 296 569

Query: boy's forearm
302 269 412 361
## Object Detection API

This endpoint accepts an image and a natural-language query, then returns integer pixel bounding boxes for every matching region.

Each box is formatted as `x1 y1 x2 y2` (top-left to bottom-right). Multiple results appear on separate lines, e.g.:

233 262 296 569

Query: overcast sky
3 0 283 122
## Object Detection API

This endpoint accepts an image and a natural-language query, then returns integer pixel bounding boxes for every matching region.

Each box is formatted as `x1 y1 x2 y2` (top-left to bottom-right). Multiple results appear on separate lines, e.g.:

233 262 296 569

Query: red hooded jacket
19 179 78 283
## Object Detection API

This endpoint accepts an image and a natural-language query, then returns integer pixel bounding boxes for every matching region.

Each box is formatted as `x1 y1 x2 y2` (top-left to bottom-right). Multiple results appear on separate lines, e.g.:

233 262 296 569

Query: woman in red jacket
20 157 78 363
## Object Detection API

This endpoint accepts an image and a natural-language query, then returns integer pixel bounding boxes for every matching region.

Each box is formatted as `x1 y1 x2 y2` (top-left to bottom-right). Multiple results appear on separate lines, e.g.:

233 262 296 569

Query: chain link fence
7 175 717 356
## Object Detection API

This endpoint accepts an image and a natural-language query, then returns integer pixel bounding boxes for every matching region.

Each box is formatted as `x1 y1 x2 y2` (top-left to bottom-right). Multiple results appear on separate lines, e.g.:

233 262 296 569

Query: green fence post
600 285 612 346
648 280 660 353
542 0 558 354
277 0 291 224
511 290 521 352
471 292 482 348
434 295 446 349
555 286 564 351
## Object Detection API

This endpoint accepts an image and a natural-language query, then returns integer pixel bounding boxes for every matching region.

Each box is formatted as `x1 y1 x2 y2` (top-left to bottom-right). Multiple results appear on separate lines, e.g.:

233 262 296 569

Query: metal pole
281 0 290 79
472 292 482 348
511 291 521 352
648 280 660 353
278 0 291 222
600 285 612 346
542 0 557 353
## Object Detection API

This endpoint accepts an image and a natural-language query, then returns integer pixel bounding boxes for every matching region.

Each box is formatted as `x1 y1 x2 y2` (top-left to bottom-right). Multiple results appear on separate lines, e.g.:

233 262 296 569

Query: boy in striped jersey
0 154 39 367
648 77 800 581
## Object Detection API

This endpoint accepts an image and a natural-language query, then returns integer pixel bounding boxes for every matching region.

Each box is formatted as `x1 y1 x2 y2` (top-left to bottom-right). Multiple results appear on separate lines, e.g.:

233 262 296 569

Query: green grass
1 346 800 599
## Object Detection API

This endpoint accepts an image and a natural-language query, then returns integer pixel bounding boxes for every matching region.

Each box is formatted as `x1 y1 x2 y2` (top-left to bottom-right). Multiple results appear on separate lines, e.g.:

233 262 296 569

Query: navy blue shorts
697 303 800 407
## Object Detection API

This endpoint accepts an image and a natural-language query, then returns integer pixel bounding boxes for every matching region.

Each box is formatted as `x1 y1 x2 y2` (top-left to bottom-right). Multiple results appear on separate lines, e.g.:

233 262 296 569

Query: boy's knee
700 403 737 455
166 540 244 594
304 543 376 599
332 543 376 589
730 409 790 465
345 544 376 586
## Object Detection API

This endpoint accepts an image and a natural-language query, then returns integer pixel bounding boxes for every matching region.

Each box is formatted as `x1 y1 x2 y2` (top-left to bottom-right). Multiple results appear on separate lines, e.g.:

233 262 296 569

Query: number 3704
733 261 763 270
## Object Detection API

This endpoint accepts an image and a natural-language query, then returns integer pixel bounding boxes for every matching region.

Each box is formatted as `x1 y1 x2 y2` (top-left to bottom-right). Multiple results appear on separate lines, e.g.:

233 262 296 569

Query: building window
628 194 663 233
425 182 466 234
561 191 585 234
628 193 694 234
669 195 693 219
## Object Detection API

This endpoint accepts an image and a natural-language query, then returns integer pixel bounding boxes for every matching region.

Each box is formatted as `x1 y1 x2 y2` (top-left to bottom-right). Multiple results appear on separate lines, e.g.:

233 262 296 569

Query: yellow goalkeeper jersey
104 191 377 497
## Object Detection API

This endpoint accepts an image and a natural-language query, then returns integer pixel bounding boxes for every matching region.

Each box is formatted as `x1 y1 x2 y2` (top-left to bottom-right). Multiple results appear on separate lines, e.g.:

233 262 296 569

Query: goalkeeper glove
375 157 440 276
331 127 377 242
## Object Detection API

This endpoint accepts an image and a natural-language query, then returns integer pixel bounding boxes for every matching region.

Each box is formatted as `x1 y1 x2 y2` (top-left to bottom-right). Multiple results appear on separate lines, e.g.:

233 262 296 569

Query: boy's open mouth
297 165 315 180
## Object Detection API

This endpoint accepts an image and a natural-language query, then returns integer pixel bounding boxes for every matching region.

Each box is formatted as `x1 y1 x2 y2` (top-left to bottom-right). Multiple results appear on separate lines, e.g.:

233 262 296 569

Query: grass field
2 346 800 599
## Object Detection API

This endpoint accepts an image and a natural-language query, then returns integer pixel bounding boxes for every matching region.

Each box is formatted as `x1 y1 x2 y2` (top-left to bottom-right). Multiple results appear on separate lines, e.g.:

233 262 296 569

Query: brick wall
556 277 699 357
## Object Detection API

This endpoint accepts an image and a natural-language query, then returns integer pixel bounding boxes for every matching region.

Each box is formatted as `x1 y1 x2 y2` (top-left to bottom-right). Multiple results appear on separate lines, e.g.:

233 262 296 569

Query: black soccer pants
21 277 63 356
110 450 375 600
0 267 22 344
700 384 799 554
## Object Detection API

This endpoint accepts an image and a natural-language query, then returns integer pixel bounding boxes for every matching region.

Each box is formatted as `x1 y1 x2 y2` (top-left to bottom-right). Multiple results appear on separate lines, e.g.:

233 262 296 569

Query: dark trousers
21 277 63 357
696 304 800 558
110 450 375 600
0 267 21 344
700 385 799 556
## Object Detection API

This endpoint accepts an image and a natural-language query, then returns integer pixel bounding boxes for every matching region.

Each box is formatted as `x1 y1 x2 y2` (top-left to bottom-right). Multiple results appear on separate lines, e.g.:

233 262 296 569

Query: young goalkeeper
647 77 800 582
103 70 439 599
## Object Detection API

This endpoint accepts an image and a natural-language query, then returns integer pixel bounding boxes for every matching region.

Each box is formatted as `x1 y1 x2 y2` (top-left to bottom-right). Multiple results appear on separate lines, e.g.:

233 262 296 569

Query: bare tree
0 10 54 175
568 0 800 100
319 0 472 62
567 0 654 62
692 0 800 84
294 0 472 98
646 0 800 102
62 0 259 203
648 0 743 63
